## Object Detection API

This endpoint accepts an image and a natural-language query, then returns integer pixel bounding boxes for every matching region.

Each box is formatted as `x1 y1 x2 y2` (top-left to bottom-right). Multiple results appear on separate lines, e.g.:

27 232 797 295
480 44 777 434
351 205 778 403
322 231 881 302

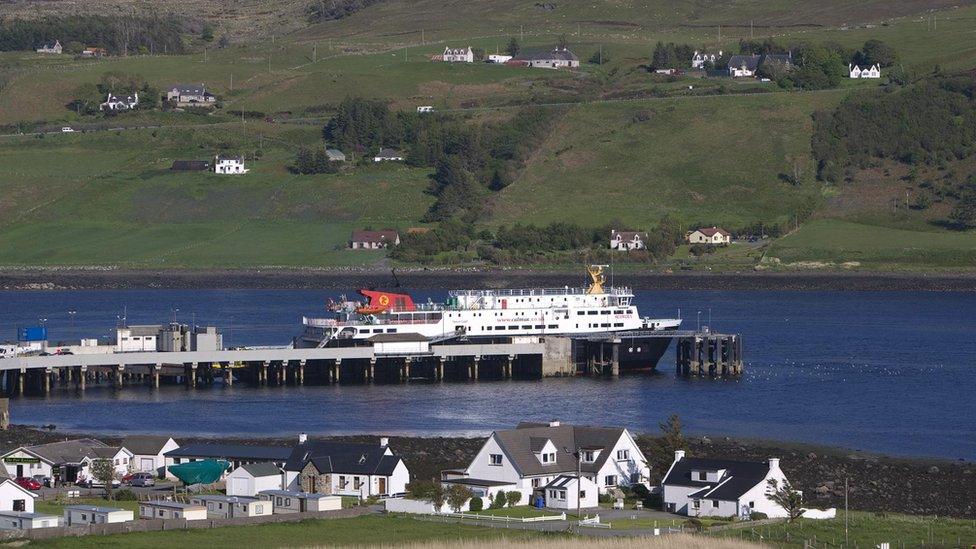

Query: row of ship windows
479 323 627 331
447 309 629 318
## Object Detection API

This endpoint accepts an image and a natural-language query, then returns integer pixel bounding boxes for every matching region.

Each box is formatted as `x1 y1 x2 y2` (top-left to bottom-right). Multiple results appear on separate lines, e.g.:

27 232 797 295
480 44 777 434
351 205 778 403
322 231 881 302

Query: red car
15 477 41 491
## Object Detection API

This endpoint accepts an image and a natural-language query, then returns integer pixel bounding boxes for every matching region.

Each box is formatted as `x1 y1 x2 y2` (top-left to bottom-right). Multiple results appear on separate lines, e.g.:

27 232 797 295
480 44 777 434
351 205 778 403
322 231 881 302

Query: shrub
505 490 522 507
113 489 137 501
597 492 614 504
750 511 768 520
469 496 483 512
489 492 506 509
683 517 705 532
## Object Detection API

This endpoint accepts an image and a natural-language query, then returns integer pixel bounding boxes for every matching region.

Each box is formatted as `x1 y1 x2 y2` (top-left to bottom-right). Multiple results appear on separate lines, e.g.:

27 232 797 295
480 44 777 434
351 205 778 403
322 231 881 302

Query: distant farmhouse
325 148 346 162
35 40 62 54
849 63 881 79
487 54 513 64
727 53 792 78
691 50 722 69
350 230 400 250
100 93 138 112
609 230 648 251
213 155 248 175
442 46 474 63
373 148 404 162
687 227 731 245
511 47 579 69
166 84 217 108
80 47 107 58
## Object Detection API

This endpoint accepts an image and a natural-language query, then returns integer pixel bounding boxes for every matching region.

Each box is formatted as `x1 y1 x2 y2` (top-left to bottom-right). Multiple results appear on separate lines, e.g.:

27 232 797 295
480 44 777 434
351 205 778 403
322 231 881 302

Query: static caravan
258 490 342 514
190 495 273 519
0 511 60 530
63 505 134 525
139 501 207 521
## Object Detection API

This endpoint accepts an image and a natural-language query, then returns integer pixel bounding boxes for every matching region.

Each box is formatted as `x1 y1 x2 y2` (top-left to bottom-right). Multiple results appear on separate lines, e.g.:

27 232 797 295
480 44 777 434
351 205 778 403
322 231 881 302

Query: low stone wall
0 507 370 541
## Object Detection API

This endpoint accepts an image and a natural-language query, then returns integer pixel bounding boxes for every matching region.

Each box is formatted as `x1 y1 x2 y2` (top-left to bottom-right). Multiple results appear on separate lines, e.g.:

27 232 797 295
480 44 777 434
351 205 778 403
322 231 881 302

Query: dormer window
581 450 595 462
540 452 556 464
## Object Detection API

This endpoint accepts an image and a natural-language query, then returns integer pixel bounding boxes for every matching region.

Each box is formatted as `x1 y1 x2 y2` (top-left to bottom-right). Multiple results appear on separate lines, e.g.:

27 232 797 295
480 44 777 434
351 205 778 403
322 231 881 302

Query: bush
469 496 483 512
113 489 137 501
597 492 614 504
750 511 768 520
489 492 506 509
683 517 705 532
505 490 522 507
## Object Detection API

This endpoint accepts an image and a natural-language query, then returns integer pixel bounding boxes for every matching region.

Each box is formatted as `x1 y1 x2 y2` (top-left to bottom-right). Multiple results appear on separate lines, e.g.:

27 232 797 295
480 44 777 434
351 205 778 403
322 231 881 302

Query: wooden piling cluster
675 334 743 377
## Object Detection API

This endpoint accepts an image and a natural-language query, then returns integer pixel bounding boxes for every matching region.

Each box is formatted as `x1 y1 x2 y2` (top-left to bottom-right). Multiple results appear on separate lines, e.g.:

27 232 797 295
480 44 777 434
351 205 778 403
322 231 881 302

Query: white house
487 54 513 64
226 462 283 497
0 512 60 530
442 421 650 505
609 230 647 251
166 84 217 107
349 230 400 250
849 63 881 79
190 495 273 518
687 227 731 245
121 436 179 478
36 41 62 54
691 50 722 69
727 54 761 77
661 451 792 519
282 436 410 498
0 478 37 513
214 155 249 174
442 47 474 63
544 474 598 510
512 48 579 69
0 439 132 484
116 325 160 352
258 490 342 513
100 92 139 111
63 505 134 525
373 148 404 162
139 501 207 521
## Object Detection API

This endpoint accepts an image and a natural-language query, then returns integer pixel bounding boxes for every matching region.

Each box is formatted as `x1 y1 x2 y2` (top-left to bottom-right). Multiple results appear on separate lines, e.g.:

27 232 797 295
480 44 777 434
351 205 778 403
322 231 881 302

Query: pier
674 332 743 377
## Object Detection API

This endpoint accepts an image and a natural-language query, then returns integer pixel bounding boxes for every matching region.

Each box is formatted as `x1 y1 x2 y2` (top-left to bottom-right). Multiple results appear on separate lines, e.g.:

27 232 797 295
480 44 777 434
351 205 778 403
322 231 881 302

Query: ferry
296 266 681 355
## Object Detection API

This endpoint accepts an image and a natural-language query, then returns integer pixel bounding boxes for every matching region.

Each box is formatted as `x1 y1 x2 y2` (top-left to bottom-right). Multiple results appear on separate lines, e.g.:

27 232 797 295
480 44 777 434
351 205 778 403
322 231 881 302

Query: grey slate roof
122 436 173 456
63 505 129 513
284 440 403 476
240 462 282 477
514 48 578 62
728 54 761 71
662 457 770 501
165 444 291 461
493 423 629 476
375 148 402 158
91 446 125 459
544 474 580 490
20 439 111 465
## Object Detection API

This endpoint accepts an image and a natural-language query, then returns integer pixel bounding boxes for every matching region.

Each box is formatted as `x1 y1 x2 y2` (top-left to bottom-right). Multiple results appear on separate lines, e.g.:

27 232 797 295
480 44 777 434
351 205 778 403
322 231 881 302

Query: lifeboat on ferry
355 289 417 315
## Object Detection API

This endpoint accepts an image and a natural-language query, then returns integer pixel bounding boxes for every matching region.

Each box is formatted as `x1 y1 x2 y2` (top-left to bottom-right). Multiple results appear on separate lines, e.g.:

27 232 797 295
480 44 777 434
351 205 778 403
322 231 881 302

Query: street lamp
563 446 582 532
696 310 702 332
67 310 76 334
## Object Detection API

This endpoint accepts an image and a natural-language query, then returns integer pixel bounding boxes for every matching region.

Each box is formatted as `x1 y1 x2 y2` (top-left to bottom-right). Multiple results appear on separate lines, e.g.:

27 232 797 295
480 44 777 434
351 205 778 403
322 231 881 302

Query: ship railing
448 287 633 298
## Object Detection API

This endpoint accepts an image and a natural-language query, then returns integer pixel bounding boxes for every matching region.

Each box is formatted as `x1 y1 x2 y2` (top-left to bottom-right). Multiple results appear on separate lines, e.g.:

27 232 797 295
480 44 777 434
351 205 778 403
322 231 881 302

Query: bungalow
0 512 60 530
164 444 291 478
487 54 513 64
544 475 598 510
139 500 207 521
442 47 474 63
687 227 731 245
849 63 881 79
349 230 400 250
165 84 217 107
0 477 37 513
373 148 404 162
63 505 134 525
214 155 248 175
661 451 792 519
512 47 579 69
691 50 722 69
325 148 346 162
121 436 179 478
36 41 62 54
80 47 107 58
609 230 647 251
99 92 139 112
225 462 283 497
442 421 650 505
258 490 342 513
0 439 132 484
190 495 273 518
282 435 410 497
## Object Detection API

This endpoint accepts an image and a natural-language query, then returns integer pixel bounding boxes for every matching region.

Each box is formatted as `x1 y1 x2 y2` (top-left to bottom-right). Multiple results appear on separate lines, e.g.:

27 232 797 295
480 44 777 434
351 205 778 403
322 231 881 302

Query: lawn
25 514 548 548
767 219 976 269
34 497 141 516
710 511 976 548
478 506 563 519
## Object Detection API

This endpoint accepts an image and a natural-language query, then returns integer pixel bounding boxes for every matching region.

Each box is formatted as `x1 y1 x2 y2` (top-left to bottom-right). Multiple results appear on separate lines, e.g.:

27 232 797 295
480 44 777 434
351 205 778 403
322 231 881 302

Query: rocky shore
2 268 976 291
2 425 971 519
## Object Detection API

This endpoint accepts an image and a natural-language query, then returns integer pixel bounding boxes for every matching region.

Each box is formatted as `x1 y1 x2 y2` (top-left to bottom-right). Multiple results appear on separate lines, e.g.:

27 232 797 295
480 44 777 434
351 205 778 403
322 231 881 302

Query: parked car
78 477 121 488
31 474 52 488
15 477 41 491
127 472 155 487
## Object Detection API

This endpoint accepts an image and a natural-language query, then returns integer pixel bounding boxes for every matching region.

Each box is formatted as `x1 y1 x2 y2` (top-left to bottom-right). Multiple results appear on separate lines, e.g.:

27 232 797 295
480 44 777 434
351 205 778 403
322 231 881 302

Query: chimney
380 437 389 447
298 432 307 444
674 450 685 461
548 420 560 427
768 457 780 470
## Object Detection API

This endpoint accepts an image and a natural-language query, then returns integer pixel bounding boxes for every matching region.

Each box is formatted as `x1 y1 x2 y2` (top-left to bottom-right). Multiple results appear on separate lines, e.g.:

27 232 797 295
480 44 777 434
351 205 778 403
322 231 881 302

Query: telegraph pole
844 477 849 545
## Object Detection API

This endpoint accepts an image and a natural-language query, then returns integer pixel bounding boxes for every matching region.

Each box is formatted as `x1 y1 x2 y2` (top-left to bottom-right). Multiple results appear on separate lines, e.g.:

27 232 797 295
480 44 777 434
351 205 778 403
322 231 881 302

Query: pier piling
676 334 742 378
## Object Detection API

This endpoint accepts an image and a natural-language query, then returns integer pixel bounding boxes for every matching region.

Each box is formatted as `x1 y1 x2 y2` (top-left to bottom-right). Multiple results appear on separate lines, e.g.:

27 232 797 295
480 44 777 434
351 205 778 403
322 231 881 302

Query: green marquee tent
166 459 230 485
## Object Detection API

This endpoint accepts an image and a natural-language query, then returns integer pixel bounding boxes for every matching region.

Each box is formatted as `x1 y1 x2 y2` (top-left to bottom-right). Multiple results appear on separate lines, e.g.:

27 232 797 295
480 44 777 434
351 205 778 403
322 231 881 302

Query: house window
749 501 755 508
698 471 706 481
339 476 347 489
692 500 700 510
531 478 540 488
12 500 24 512
354 477 361 490
581 450 595 462
712 500 719 509
616 449 629 461
579 490 586 499
489 454 503 466
604 475 617 486
559 490 566 500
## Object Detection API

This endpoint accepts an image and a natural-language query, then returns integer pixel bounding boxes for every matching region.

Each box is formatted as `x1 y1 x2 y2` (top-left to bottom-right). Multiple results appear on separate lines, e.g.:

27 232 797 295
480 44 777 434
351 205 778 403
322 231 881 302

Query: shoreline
3 268 976 291
4 425 973 519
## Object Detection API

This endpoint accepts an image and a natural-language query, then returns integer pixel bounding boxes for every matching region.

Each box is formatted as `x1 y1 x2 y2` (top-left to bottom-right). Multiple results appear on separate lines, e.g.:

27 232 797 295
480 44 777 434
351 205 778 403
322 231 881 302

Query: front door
378 477 387 495
15 465 22 478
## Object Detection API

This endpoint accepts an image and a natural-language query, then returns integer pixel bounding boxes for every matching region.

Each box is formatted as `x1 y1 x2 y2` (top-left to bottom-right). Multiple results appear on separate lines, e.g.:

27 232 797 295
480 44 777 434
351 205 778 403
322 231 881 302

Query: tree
766 478 805 522
588 48 607 65
201 24 214 42
506 37 520 56
505 490 522 507
446 484 471 512
557 33 568 50
650 414 687 472
89 459 119 500
950 188 976 229
858 39 897 67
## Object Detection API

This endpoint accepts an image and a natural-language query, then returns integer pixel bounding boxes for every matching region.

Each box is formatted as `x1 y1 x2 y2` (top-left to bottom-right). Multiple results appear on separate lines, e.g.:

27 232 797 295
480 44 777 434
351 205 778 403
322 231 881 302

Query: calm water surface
1 289 973 460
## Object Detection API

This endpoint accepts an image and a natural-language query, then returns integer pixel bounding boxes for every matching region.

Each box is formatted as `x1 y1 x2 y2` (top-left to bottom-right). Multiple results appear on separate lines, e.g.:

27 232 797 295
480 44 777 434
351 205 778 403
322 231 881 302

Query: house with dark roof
121 436 179 478
350 230 400 250
226 462 283 497
0 439 132 484
164 443 291 479
661 451 792 518
511 47 579 69
166 84 217 107
728 52 792 77
442 421 649 505
282 435 409 497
